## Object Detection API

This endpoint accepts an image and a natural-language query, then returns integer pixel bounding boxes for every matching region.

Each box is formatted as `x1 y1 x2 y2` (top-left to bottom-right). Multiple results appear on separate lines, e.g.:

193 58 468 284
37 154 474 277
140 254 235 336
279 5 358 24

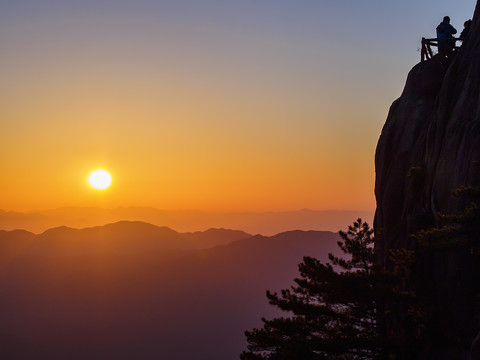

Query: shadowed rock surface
375 3 480 359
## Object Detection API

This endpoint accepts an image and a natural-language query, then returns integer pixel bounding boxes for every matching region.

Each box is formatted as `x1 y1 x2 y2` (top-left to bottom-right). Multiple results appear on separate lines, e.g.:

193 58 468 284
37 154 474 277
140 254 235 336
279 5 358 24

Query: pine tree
241 219 389 360
404 182 480 354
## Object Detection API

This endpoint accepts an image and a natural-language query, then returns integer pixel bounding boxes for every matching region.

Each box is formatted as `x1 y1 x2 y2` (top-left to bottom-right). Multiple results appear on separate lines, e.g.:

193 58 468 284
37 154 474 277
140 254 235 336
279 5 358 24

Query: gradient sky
1 0 476 212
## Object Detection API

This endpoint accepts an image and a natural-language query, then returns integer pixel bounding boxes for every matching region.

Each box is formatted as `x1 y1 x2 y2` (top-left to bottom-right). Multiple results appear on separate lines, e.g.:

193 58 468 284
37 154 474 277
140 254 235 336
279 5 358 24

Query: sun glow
88 169 112 190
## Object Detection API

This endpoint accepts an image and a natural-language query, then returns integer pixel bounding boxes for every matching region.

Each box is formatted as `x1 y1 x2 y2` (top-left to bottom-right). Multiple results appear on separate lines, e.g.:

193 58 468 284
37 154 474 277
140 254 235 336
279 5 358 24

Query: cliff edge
374 3 480 359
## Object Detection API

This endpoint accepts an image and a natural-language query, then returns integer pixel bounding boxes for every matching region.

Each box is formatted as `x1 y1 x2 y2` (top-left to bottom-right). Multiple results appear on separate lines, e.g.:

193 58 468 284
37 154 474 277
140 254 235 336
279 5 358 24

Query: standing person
436 16 457 55
460 19 472 40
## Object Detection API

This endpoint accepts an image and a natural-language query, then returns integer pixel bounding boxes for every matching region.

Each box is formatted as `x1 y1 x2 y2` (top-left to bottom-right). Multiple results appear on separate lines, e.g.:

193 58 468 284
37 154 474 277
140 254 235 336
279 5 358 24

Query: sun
88 169 112 190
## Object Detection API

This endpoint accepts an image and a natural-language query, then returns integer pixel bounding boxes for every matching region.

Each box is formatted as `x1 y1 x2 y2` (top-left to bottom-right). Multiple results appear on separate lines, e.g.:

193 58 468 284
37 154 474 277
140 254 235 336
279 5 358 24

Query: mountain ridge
0 224 342 360
0 207 373 235
0 220 254 256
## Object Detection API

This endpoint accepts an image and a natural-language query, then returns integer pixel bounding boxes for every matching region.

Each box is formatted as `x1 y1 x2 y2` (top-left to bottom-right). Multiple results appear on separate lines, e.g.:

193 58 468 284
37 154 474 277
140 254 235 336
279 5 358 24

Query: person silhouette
460 19 472 40
436 16 457 55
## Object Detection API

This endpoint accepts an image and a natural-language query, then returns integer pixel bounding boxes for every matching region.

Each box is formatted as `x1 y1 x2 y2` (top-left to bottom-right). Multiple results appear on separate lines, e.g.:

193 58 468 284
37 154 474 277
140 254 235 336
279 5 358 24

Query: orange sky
1 0 476 213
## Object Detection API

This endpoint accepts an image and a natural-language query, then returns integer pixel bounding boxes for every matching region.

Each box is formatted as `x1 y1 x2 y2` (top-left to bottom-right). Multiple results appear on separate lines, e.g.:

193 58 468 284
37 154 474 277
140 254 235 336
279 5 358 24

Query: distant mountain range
0 207 373 235
0 221 251 256
0 221 343 360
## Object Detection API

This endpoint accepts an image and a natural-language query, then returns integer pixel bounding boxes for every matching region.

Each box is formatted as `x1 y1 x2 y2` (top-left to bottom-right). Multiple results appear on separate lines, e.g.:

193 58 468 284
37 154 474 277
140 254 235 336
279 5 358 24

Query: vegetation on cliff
242 192 480 359
241 220 389 359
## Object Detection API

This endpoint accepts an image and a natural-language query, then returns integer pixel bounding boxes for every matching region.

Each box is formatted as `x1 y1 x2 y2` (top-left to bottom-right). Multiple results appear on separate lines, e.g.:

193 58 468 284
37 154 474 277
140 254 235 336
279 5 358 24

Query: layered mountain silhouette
0 222 342 360
0 207 373 235
0 221 250 256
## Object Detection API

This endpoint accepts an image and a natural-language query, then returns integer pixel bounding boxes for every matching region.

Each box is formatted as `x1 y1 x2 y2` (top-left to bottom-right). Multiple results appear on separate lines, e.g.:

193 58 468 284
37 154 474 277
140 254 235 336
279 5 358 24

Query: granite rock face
374 3 480 359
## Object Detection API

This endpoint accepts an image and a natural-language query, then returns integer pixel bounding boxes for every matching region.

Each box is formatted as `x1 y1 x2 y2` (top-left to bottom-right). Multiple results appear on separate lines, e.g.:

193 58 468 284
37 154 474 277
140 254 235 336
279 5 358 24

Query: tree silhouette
403 183 480 356
242 173 480 359
241 219 389 360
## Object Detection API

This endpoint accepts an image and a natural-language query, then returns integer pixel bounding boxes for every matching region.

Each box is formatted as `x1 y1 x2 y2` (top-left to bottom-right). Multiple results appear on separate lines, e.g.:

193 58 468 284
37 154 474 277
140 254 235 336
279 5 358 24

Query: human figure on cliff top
436 16 457 55
460 19 472 40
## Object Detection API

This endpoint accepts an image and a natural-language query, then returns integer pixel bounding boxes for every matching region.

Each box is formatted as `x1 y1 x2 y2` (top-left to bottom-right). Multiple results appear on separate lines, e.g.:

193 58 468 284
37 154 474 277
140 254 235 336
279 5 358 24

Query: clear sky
0 0 476 212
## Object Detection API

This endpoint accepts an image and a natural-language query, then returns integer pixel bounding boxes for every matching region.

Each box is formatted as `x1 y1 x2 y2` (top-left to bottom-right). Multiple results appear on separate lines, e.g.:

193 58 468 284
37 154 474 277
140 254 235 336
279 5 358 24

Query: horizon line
0 206 375 214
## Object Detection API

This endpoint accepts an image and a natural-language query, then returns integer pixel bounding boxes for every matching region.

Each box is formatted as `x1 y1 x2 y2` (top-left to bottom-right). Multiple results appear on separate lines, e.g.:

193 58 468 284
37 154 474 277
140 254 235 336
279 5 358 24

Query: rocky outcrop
374 3 480 359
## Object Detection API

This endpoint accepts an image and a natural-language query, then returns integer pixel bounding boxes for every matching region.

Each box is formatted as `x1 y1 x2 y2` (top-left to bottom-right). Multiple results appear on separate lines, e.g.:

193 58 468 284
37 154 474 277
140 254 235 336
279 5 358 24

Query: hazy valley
0 221 343 359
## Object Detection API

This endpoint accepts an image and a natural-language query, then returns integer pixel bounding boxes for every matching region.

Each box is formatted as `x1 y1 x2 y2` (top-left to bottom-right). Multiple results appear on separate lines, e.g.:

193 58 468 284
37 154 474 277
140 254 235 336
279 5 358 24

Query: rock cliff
374 3 480 359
